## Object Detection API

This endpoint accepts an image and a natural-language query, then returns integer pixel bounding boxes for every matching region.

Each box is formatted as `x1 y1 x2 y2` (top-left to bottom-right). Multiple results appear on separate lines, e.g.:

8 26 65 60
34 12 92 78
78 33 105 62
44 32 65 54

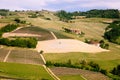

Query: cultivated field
6 48 44 65
50 67 110 80
12 26 54 41
0 48 9 61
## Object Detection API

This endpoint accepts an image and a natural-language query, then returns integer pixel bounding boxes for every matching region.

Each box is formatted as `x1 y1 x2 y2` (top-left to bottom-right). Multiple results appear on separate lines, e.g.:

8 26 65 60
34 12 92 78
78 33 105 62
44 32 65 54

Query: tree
104 20 120 45
111 65 120 76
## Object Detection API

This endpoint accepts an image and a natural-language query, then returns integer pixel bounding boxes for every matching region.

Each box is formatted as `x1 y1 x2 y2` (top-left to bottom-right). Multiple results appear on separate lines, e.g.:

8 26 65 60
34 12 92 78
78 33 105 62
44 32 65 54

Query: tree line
46 60 120 80
56 9 120 22
0 37 37 48
0 9 9 16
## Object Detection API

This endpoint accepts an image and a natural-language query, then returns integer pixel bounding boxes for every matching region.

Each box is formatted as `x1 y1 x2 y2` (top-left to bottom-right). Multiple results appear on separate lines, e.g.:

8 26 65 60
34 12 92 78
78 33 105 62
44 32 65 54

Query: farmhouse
62 27 81 34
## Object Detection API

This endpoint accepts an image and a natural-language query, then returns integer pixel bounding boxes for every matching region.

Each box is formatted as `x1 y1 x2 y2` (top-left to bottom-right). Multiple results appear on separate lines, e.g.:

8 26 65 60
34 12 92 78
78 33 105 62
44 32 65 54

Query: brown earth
50 67 111 80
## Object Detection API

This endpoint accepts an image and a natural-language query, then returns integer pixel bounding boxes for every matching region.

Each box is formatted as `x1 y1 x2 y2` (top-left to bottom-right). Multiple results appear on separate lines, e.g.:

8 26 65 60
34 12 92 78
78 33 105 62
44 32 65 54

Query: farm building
62 27 81 34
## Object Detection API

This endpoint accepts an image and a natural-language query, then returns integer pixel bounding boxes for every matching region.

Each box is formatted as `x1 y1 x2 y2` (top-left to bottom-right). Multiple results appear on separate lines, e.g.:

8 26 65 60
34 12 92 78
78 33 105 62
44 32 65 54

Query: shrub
100 69 108 75
0 24 18 32
111 65 120 76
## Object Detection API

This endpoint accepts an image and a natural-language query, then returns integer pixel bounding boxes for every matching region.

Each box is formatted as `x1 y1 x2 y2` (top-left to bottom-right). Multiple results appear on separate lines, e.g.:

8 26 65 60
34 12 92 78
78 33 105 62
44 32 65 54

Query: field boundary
40 54 60 80
50 31 57 39
81 75 87 80
3 49 12 62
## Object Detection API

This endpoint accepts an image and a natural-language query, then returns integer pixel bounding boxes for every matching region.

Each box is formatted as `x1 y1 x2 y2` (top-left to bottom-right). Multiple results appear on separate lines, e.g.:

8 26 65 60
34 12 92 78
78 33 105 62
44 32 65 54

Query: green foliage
0 9 9 16
56 9 120 22
111 64 120 76
100 69 108 75
99 40 109 49
56 10 73 22
46 60 108 75
84 9 120 18
104 20 120 45
14 18 26 24
0 38 37 48
0 24 18 32
29 14 38 18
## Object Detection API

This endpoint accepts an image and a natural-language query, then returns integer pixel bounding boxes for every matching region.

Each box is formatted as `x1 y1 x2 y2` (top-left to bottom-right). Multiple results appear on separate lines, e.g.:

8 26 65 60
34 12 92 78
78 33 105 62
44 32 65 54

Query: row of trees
104 20 120 45
56 9 120 22
46 60 120 80
46 60 107 75
0 38 37 48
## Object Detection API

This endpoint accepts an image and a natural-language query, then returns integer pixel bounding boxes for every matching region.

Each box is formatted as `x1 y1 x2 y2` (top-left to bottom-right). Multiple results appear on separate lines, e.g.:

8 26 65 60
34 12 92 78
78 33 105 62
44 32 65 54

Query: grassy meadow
0 62 54 80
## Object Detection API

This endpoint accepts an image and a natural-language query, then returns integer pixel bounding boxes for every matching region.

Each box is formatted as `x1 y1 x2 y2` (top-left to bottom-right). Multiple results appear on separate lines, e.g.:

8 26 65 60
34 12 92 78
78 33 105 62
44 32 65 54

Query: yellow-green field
0 62 54 80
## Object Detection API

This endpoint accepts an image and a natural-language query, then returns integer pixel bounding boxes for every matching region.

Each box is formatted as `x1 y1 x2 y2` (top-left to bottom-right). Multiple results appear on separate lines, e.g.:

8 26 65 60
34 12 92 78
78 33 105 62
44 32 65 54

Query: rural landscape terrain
0 9 120 80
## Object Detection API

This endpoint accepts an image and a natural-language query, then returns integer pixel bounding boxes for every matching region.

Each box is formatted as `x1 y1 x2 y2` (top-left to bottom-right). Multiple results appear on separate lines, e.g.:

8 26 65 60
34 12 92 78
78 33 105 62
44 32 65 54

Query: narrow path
81 75 88 80
3 49 12 62
40 54 60 80
50 31 57 39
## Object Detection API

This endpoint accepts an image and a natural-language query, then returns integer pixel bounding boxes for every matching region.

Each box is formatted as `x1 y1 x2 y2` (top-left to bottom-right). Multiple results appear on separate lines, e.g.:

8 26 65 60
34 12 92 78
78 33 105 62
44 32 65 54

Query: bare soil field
6 48 44 65
50 67 111 80
36 39 108 53
0 48 9 61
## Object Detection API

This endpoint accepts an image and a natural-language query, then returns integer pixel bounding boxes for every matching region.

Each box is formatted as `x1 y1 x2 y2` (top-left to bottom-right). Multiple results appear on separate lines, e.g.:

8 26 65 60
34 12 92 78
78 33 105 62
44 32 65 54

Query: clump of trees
0 24 18 32
85 39 109 49
0 24 19 37
0 37 37 48
0 9 9 16
104 20 120 45
14 18 26 24
56 10 73 22
99 40 109 49
83 9 120 18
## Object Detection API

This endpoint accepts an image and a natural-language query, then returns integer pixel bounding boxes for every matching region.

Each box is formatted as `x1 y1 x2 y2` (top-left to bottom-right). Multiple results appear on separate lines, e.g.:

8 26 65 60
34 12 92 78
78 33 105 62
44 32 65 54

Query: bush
14 18 21 23
0 24 18 32
100 69 108 75
111 65 120 76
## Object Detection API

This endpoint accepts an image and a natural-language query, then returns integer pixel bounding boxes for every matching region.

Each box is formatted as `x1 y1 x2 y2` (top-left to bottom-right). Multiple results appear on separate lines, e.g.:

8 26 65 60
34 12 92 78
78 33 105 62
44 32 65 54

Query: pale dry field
36 39 108 53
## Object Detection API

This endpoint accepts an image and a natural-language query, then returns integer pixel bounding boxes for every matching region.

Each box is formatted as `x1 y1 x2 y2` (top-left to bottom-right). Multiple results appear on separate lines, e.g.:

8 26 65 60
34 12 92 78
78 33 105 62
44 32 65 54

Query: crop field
0 62 54 80
0 48 9 61
50 67 110 80
6 48 44 65
12 26 54 41
59 75 85 80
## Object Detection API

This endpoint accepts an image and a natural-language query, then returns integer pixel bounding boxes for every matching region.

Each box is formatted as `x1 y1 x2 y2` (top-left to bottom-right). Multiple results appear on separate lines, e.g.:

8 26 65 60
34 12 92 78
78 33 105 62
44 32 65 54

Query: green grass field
0 62 54 80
